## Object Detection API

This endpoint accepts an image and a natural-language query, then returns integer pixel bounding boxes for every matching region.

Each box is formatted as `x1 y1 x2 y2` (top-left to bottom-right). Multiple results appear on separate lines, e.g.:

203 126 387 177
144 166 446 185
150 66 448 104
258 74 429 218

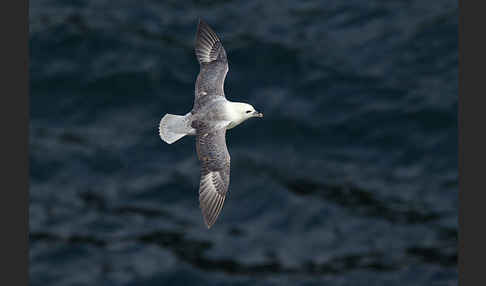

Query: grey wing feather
195 122 230 228
193 19 229 110
195 19 227 64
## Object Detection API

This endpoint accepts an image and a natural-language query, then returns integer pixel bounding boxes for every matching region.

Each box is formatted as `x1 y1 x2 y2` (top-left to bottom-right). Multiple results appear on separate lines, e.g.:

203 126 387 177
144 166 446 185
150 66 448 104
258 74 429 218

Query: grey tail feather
159 114 192 144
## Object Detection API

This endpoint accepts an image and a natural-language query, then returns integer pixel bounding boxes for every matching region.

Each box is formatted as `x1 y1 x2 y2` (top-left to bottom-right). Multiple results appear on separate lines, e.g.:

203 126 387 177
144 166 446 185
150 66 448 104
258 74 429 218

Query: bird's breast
223 105 245 129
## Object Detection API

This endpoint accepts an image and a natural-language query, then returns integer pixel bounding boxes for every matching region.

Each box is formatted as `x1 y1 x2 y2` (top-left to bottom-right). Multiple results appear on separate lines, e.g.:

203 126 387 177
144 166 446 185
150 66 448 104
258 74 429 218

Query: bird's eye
246 110 252 114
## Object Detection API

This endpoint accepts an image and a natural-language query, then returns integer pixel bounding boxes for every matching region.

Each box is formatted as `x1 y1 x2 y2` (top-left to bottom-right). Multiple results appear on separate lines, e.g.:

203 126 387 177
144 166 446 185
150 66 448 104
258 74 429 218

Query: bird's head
235 103 264 120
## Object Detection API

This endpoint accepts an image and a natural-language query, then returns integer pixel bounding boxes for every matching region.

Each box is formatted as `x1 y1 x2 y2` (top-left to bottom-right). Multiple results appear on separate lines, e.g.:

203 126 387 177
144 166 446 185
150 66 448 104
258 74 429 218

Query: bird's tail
159 113 193 144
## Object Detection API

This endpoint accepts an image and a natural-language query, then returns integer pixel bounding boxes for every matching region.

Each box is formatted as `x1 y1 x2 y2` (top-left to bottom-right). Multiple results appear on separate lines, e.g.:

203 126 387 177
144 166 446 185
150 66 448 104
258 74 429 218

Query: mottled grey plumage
158 19 263 228
193 19 229 111
193 20 231 228
194 120 230 228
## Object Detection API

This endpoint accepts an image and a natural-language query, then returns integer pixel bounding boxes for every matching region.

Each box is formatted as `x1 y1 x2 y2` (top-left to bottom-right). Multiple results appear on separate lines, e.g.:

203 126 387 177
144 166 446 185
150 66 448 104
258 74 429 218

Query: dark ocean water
29 0 458 285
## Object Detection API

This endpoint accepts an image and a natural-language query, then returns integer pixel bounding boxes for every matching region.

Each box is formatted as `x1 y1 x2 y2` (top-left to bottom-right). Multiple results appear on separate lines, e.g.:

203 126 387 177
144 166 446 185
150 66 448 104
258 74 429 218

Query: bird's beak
253 111 264 118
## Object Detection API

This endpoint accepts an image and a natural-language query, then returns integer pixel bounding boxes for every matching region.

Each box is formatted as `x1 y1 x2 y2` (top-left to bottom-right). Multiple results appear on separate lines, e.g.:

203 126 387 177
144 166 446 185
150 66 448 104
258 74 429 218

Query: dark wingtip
194 18 223 64
203 216 214 229
197 19 214 40
197 18 208 30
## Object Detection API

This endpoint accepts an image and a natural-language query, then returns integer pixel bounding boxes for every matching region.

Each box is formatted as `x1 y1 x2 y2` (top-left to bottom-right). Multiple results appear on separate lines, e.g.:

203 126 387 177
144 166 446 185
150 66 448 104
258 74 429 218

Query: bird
158 19 264 228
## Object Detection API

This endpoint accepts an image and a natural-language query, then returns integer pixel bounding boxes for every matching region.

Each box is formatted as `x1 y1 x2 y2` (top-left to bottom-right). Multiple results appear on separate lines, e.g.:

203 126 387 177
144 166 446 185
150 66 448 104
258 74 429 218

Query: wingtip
197 18 207 32
196 19 214 39
201 201 222 229
197 18 207 27
194 18 223 64
203 215 214 229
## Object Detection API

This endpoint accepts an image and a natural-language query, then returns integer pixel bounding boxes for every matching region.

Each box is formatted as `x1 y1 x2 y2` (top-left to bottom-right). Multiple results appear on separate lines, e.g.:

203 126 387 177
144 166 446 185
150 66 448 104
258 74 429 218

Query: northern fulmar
158 19 263 228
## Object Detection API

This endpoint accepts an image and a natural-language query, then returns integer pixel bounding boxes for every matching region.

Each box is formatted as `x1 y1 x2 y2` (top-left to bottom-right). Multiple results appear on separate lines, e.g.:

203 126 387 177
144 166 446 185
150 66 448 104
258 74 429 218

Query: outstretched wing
194 122 231 228
195 19 227 64
194 19 229 110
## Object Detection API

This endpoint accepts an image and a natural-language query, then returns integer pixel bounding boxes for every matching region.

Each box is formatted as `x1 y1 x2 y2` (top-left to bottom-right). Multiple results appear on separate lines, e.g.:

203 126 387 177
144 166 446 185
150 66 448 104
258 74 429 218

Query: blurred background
29 0 458 285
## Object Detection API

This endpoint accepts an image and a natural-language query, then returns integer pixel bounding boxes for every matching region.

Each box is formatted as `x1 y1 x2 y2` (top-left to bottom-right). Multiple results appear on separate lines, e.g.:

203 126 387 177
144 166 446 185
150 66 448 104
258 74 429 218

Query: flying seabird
158 19 264 228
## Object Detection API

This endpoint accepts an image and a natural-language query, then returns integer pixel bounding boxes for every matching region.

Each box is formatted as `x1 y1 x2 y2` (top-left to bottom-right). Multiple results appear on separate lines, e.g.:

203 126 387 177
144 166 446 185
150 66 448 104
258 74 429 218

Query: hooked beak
253 111 264 118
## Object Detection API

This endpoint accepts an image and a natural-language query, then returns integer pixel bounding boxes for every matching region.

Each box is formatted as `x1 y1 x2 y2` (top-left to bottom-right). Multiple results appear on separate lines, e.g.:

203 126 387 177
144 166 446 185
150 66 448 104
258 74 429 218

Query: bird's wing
194 19 229 110
194 121 231 228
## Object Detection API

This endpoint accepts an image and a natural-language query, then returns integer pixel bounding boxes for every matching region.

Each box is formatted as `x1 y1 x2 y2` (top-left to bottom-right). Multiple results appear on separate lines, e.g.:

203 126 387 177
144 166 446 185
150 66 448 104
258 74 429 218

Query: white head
233 102 263 119
227 102 263 129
